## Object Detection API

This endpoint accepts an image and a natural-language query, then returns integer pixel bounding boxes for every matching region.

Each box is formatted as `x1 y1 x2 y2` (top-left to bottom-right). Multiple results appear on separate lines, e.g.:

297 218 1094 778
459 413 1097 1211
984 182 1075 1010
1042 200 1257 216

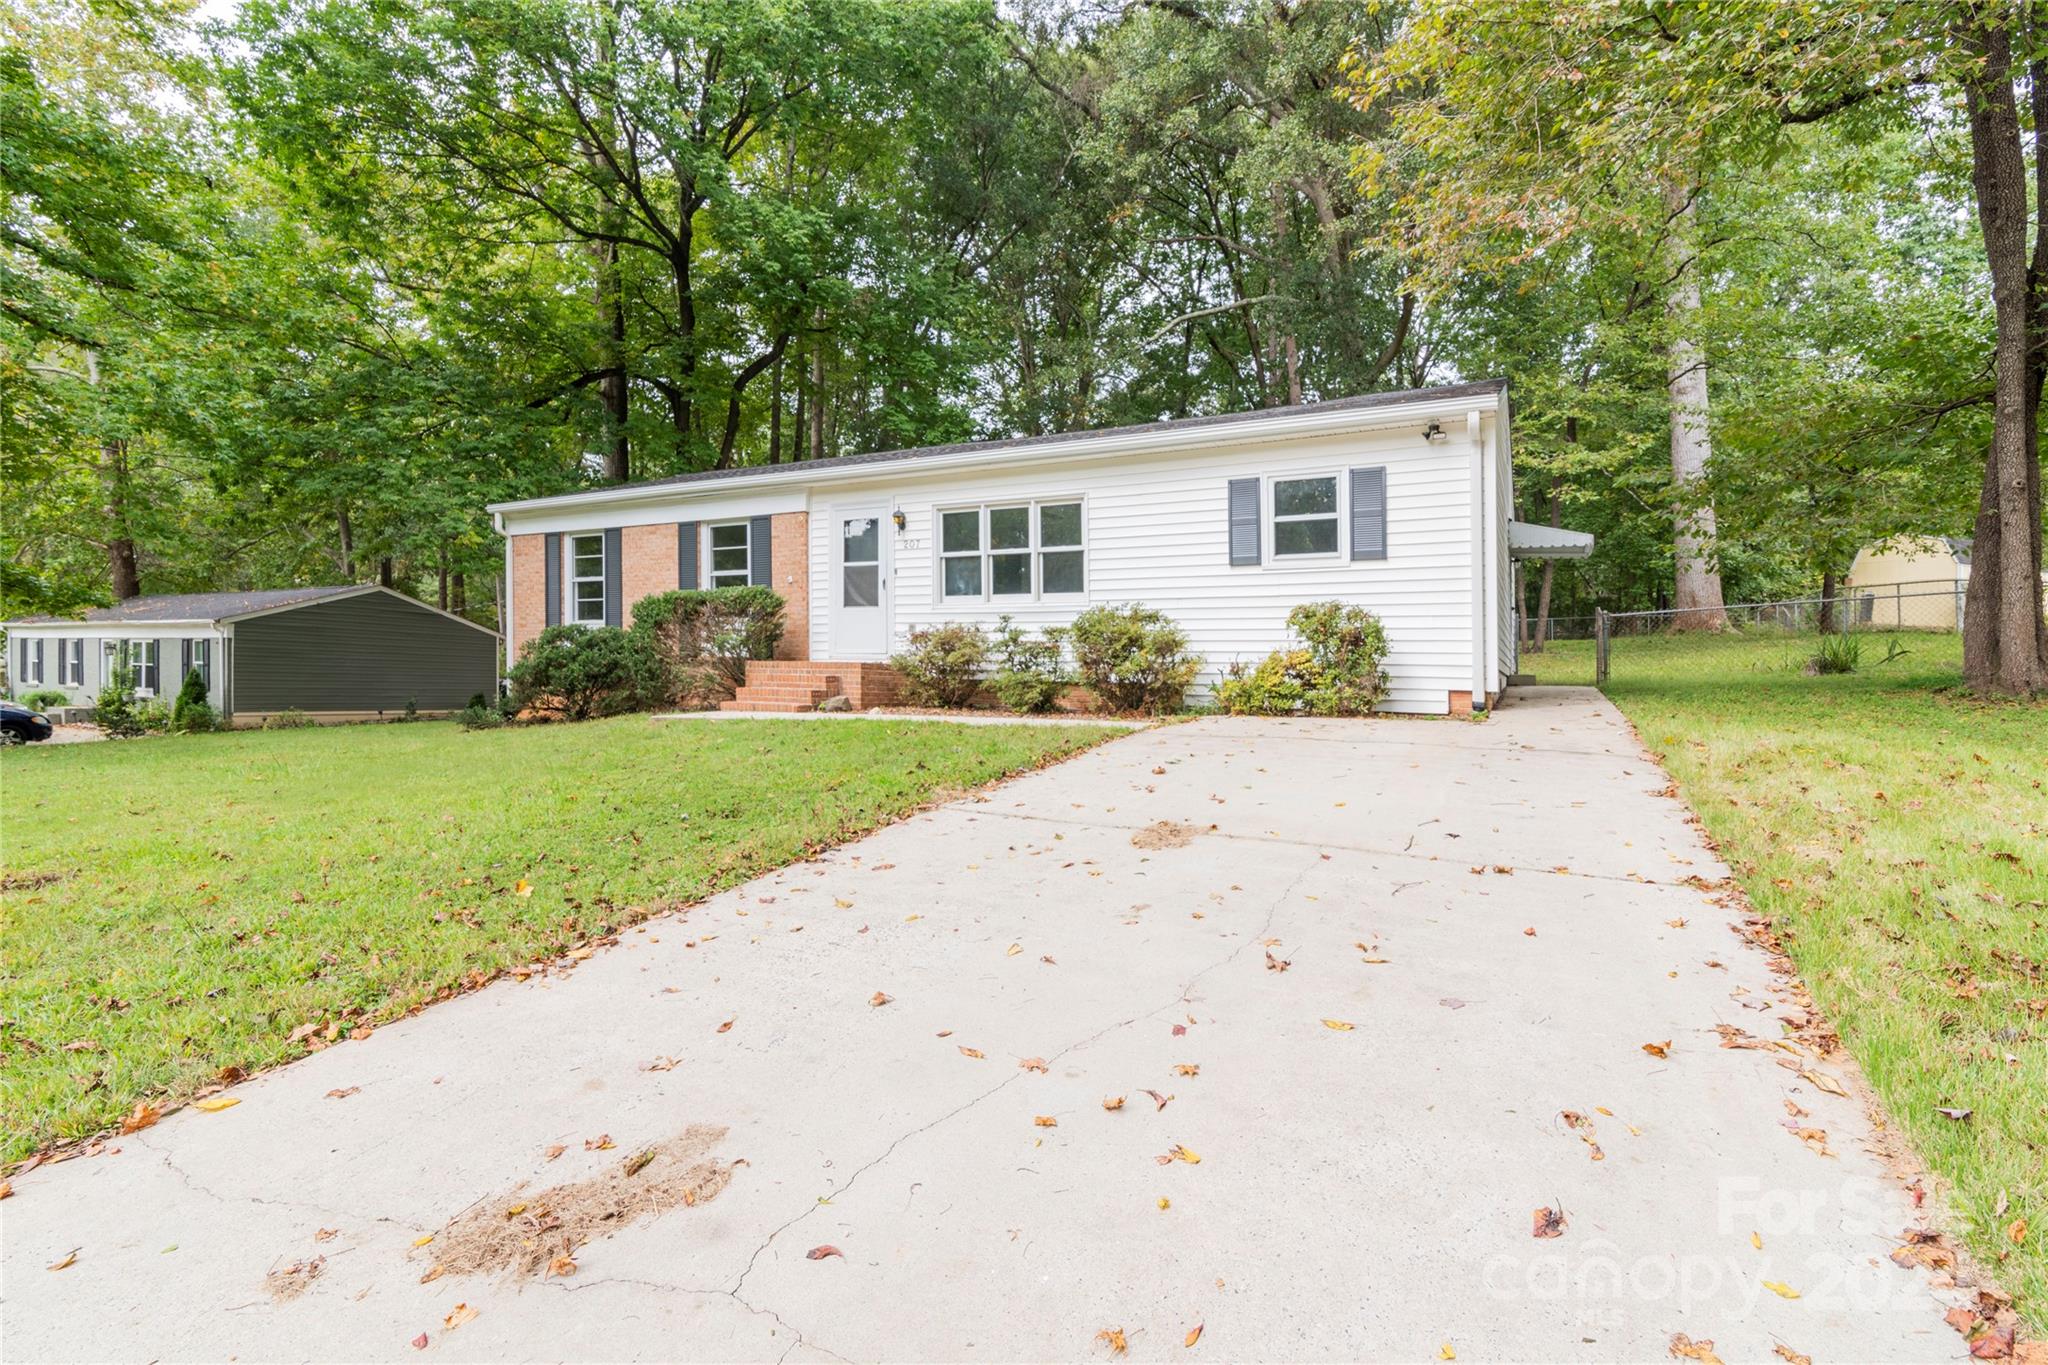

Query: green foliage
1807 632 1863 676
168 666 213 733
132 698 172 734
1067 604 1201 714
262 708 315 730
93 661 144 738
508 625 660 722
890 623 990 708
630 587 785 705
456 701 507 731
988 616 1071 713
19 689 69 711
1217 602 1391 716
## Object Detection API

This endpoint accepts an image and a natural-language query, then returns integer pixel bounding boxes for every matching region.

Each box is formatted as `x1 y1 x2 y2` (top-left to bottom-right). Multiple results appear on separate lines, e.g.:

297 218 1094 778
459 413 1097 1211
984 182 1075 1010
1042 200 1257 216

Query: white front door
830 508 889 660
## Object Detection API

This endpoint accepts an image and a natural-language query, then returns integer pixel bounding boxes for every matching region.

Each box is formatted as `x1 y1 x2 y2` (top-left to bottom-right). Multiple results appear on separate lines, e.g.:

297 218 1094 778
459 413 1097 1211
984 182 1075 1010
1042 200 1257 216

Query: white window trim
705 519 752 590
935 497 1088 605
190 638 212 691
124 638 161 694
23 638 43 685
566 532 607 625
1267 470 1345 564
61 638 83 687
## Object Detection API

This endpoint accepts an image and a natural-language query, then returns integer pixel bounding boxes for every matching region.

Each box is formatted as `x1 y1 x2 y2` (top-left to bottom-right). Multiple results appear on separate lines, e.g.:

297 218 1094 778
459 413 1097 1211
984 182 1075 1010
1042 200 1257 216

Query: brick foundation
1449 690 1474 716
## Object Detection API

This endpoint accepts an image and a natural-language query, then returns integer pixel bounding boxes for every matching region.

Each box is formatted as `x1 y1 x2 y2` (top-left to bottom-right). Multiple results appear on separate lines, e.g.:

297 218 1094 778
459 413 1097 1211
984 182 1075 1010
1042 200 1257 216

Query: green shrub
1067 604 1201 714
133 698 173 734
891 623 989 707
631 586 785 705
19 689 68 712
509 624 661 721
169 668 213 733
1218 601 1390 716
989 616 1071 713
94 661 146 738
456 701 507 731
1807 631 1862 675
263 708 316 730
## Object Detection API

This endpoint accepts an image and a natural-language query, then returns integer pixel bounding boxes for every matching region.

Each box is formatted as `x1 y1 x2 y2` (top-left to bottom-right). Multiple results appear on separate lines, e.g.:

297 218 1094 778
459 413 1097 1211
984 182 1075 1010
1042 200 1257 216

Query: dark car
1 700 55 743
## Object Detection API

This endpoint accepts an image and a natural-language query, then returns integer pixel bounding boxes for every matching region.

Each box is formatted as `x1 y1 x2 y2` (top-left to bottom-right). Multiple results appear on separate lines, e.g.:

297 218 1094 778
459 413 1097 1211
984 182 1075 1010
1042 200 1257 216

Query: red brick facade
506 514 811 664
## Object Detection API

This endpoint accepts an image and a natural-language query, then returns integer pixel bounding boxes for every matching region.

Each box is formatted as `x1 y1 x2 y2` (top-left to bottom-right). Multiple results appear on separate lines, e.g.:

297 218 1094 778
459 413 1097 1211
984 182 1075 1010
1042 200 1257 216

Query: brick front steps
720 660 907 713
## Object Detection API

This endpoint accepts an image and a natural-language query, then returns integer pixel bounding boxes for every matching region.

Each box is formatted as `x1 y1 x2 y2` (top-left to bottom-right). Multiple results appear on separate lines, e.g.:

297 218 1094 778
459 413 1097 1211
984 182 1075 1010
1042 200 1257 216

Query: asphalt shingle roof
5 586 367 626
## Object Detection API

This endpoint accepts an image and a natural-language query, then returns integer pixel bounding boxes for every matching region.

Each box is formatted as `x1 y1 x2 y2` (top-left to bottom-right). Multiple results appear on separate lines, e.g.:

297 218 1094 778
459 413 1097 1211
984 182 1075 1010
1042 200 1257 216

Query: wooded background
5 0 2039 687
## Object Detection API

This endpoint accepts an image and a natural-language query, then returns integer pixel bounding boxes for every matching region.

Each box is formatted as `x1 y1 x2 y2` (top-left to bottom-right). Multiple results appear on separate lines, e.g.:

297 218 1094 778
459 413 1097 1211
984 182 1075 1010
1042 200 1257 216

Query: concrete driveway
2 688 1959 1362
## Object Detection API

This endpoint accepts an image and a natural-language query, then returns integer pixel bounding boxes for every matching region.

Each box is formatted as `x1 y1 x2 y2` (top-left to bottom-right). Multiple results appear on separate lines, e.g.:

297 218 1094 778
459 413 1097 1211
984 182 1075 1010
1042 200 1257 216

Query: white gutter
486 391 1504 521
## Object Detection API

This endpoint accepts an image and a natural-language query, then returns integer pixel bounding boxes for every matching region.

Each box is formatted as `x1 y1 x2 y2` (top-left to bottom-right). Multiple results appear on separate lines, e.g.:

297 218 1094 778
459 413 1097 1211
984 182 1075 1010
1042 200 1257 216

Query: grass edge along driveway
1534 633 2047 1331
0 715 1123 1165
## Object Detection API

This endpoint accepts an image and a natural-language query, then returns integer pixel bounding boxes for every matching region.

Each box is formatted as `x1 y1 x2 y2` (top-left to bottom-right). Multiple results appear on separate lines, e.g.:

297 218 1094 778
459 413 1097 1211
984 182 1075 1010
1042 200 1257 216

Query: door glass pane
1041 550 1084 595
1274 477 1337 517
841 516 878 564
1274 518 1338 556
989 506 1029 550
1039 502 1081 547
992 552 1031 596
941 510 981 553
711 523 748 549
842 564 879 608
943 556 982 598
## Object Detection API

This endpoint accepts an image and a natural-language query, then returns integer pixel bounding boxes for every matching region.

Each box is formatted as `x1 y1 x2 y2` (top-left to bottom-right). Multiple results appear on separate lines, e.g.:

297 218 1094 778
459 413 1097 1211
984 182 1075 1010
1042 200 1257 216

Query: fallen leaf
326 1087 361 1099
834 898 852 908
1751 1231 1762 1250
1772 1346 1811 1365
644 1057 679 1072
1666 917 1688 929
1322 1019 1355 1031
958 1046 985 1060
1174 1063 1200 1076
1103 1096 1126 1111
1532 1205 1567 1238
2006 1218 2028 1246
119 1101 162 1134
411 1333 429 1350
1523 927 1536 937
624 1149 656 1177
1006 943 1022 957
418 1264 444 1284
1762 1280 1800 1299
806 1245 843 1260
544 1143 566 1161
869 991 892 1007
47 1249 78 1271
1034 1115 1057 1128
1157 1197 1170 1210
193 1096 240 1112
314 1227 338 1242
1642 1040 1671 1059
1264 950 1290 973
1167 1143 1200 1164
547 1254 577 1278
1800 1069 1848 1097
514 879 533 897
412 1233 435 1247
1171 1023 1187 1036
443 1303 477 1330
1142 1089 1172 1111
1020 1057 1049 1073
1936 1106 1973 1121
715 1019 734 1034
1439 1345 1456 1361
1185 1324 1204 1348
584 1134 614 1151
1097 1328 1128 1355
1670 1333 1723 1364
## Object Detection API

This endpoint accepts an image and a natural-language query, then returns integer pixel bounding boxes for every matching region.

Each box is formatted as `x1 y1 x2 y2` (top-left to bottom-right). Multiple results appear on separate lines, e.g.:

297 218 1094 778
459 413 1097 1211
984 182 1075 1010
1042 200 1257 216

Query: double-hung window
190 639 212 691
61 638 83 687
708 522 751 588
568 533 606 624
22 638 43 685
1271 475 1340 558
127 639 161 693
939 500 1085 602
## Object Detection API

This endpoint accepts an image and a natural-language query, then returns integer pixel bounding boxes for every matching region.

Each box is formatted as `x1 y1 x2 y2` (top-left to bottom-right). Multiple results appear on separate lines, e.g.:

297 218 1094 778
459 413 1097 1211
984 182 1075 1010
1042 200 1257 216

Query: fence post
1594 608 1609 687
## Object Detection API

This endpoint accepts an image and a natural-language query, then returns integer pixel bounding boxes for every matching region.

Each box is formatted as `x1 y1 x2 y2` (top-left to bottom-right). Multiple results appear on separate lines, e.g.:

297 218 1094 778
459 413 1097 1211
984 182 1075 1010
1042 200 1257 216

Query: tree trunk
593 237 629 483
337 504 354 579
808 313 826 462
1662 179 1730 630
452 570 466 613
1818 569 1837 635
768 349 784 464
378 557 395 589
437 543 450 611
1960 17 2048 695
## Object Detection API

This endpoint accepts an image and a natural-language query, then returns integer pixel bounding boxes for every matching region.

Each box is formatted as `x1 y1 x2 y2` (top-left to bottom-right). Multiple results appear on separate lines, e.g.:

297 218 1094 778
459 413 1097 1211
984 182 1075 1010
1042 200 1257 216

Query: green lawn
0 715 1119 1164
1537 630 2045 1324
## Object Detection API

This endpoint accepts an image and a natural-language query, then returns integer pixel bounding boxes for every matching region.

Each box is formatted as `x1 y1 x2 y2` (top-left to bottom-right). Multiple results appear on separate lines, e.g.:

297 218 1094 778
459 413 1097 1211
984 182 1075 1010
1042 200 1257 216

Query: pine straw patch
425 1124 737 1281
1131 820 1206 850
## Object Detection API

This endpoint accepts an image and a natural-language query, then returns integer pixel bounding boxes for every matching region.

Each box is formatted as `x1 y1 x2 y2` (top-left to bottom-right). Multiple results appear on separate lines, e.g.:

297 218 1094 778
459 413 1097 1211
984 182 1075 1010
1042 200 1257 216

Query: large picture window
1271 475 1339 558
709 522 751 588
938 500 1085 602
568 533 606 623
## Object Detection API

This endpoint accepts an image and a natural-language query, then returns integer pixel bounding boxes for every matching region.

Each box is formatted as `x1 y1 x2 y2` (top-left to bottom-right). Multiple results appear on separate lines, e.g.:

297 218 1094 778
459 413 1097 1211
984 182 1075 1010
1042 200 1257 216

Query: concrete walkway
1 688 1961 1362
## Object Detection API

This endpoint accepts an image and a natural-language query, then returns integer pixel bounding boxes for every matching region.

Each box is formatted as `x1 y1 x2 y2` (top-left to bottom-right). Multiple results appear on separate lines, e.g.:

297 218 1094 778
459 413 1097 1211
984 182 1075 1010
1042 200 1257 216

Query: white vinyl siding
808 422 1487 714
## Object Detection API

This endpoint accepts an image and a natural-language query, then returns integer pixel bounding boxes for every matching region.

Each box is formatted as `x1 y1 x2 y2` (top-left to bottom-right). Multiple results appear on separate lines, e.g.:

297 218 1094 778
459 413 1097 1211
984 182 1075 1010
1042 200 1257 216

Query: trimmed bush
508 624 660 722
1217 601 1390 716
631 586 785 705
989 616 1070 713
169 668 217 733
891 623 989 707
20 689 68 711
1067 604 1201 714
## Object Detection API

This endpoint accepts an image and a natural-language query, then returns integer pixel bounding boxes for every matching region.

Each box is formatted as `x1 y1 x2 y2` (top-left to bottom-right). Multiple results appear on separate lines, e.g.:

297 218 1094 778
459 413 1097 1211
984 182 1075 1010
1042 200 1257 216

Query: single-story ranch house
490 379 1592 716
3 586 500 724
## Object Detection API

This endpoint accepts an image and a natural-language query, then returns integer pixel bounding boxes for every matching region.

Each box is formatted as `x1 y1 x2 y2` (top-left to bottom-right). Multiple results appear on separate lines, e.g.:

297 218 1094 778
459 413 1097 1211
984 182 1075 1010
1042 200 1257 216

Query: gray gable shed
3 586 499 724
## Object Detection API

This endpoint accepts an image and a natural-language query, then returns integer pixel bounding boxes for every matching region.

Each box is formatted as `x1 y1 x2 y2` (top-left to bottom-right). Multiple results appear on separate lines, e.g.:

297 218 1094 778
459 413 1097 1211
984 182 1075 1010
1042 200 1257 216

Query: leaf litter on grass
422 1124 737 1280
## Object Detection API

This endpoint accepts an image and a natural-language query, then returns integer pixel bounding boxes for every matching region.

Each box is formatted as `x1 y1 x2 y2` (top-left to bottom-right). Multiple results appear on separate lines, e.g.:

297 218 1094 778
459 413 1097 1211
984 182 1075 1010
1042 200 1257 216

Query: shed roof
2 586 499 636
1508 521 1596 560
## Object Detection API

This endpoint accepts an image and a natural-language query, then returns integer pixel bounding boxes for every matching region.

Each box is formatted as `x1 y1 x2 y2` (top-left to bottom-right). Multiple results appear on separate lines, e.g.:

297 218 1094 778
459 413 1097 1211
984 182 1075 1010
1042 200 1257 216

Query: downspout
1468 410 1488 709
494 511 513 677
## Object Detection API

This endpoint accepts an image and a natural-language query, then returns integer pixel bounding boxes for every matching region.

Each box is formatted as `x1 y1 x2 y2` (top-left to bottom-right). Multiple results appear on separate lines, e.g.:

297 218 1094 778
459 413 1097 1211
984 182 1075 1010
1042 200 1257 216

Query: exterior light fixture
891 509 907 531
1423 421 1448 444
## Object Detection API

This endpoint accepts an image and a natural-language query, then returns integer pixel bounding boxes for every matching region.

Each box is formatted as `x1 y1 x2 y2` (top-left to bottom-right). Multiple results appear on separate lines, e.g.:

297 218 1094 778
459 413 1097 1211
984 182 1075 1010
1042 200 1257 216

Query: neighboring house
2 586 500 724
1845 536 1977 630
491 380 1585 715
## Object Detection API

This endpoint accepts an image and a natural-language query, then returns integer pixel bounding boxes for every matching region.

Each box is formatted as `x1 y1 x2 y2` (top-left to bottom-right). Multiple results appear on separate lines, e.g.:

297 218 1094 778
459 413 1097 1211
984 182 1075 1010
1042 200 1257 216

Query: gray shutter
677 522 699 590
53 636 65 686
749 514 772 588
1350 467 1388 561
1227 477 1261 566
544 532 562 627
603 526 623 627
180 638 192 691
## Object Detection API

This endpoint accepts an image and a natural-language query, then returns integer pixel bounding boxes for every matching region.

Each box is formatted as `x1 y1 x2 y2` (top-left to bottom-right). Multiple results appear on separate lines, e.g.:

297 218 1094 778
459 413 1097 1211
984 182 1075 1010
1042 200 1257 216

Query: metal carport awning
1508 521 1595 560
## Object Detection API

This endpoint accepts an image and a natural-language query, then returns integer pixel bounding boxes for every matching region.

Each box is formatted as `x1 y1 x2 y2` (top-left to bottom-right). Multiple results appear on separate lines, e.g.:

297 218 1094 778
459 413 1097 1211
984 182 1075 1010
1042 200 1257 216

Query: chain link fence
1514 581 1967 688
